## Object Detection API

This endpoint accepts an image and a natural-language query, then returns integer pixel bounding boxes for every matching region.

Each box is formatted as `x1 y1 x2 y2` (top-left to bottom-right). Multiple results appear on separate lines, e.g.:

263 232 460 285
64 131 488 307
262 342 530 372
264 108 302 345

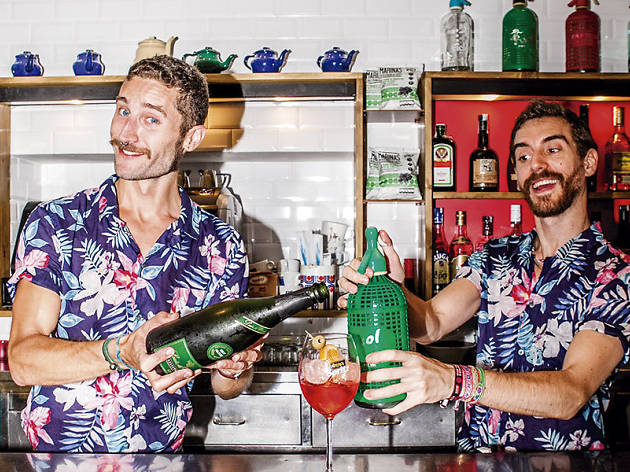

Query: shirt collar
525 221 602 262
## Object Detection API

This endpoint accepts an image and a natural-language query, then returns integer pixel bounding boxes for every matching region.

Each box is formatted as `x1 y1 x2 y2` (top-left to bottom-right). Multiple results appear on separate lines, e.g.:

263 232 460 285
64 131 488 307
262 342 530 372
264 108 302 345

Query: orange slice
318 344 340 363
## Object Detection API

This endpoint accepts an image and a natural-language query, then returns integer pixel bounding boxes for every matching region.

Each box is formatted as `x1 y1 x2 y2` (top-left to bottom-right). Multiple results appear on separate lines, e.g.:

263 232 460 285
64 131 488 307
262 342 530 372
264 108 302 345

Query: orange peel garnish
318 344 340 363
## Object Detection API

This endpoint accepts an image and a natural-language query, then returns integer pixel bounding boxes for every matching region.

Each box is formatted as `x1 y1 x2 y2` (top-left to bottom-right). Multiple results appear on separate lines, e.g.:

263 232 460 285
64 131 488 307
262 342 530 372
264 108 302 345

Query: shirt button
518 349 524 355
528 300 535 307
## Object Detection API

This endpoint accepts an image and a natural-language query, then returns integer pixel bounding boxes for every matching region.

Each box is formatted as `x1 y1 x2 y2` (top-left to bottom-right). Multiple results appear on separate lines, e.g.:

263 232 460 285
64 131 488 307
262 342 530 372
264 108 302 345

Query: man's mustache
110 139 151 157
523 171 565 192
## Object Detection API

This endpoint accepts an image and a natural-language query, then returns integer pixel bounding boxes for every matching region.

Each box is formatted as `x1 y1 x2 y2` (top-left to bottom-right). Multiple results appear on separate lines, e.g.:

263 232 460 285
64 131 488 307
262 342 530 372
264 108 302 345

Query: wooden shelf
364 199 424 204
433 192 523 199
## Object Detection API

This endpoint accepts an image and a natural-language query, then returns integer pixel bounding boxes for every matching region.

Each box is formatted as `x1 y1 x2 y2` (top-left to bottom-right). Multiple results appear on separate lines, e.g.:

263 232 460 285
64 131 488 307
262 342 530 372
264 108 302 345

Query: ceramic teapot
133 36 178 64
11 51 44 77
73 49 105 76
182 47 237 74
317 47 359 72
243 47 291 73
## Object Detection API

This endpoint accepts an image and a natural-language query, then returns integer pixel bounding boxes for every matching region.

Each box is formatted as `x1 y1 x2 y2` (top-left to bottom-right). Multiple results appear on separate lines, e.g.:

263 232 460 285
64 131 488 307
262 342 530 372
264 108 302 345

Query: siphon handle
212 416 246 426
368 417 402 427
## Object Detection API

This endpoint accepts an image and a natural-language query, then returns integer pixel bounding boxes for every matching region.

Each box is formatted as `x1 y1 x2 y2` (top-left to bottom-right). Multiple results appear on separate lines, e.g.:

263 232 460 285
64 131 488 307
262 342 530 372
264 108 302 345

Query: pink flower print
488 408 501 435
21 406 53 448
507 269 543 318
98 195 107 212
169 402 192 451
568 429 591 450
171 287 191 313
210 254 227 276
113 252 149 305
13 236 50 280
589 440 604 451
82 371 134 431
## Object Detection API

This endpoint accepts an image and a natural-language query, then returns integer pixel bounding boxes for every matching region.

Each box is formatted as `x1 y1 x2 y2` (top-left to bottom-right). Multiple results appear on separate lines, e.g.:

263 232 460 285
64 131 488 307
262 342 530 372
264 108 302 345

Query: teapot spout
221 54 238 70
343 50 359 71
165 36 179 56
278 49 292 71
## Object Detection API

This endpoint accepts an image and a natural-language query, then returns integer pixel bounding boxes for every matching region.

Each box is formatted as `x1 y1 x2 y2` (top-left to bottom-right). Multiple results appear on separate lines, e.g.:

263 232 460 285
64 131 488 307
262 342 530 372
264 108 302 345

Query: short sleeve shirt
455 222 630 452
8 175 249 453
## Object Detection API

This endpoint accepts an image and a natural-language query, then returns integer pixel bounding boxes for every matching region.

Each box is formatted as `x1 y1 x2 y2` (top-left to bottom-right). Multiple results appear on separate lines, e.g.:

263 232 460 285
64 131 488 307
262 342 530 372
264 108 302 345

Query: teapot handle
243 54 253 70
26 54 34 73
316 55 323 69
86 51 93 72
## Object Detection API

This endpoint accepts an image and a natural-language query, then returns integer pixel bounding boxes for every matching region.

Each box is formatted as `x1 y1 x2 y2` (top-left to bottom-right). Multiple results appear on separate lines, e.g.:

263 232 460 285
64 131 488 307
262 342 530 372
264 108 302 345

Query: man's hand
337 229 404 309
362 349 454 416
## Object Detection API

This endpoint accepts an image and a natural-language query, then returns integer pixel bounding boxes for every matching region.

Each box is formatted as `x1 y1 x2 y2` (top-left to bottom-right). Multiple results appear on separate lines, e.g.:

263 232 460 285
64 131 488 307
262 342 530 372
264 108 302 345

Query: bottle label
612 152 630 172
450 254 469 279
473 159 498 186
207 342 234 361
236 316 271 335
157 338 204 374
433 143 454 187
433 252 450 285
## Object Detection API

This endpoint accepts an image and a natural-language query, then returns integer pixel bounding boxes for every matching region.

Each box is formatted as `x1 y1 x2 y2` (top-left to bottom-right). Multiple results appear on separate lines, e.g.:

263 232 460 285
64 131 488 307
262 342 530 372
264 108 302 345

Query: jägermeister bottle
347 227 409 409
146 283 329 375
502 0 539 71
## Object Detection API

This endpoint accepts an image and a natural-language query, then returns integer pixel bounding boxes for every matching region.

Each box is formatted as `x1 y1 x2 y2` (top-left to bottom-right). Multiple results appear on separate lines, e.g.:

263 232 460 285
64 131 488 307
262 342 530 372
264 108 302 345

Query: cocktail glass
298 332 360 471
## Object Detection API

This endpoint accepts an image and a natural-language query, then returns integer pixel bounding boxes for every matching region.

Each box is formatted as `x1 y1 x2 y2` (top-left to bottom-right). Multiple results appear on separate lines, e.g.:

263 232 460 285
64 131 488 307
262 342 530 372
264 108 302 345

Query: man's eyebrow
514 134 570 150
114 96 167 117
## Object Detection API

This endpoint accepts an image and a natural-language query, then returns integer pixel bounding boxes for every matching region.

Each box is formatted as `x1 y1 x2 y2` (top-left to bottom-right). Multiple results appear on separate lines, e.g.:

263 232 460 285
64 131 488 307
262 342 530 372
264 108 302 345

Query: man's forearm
9 334 112 386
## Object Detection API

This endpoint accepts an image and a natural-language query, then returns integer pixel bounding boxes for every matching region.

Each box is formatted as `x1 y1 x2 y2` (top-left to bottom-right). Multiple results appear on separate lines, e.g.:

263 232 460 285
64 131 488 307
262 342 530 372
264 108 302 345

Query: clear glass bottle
469 114 499 192
509 204 523 236
433 123 457 191
502 0 539 72
476 215 494 251
441 0 474 71
433 207 451 295
449 210 474 280
605 106 630 191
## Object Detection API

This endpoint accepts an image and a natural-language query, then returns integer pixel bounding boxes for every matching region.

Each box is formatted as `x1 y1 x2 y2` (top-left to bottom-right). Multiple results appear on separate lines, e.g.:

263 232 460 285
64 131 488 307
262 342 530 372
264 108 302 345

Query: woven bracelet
115 336 134 371
102 338 120 371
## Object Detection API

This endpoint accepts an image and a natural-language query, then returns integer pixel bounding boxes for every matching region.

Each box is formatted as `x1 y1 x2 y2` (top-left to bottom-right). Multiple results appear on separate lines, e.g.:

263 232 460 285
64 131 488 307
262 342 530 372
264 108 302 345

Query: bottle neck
478 130 488 149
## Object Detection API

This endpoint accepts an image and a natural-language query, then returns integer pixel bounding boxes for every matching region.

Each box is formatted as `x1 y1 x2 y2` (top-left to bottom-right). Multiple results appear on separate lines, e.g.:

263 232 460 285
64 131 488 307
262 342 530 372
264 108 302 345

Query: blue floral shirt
7 175 248 453
456 222 630 452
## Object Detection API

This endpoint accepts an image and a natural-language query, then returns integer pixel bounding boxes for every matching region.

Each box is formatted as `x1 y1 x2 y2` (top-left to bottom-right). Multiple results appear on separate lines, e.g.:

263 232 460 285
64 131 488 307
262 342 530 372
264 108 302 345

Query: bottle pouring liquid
146 283 329 375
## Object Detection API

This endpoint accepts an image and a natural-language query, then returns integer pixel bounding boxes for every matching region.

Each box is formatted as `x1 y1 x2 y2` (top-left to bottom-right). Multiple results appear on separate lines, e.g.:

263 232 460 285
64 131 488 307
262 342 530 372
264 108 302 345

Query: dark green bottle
146 283 329 375
347 227 409 409
502 0 539 71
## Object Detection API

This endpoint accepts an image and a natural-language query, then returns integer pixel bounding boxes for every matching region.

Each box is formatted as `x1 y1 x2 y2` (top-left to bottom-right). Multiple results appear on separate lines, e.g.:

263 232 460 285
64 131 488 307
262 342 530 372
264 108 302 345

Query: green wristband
102 338 120 371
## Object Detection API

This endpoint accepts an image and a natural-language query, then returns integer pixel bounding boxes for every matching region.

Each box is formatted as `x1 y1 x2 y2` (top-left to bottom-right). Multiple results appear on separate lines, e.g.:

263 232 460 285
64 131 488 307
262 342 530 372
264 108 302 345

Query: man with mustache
339 100 630 451
6 56 261 452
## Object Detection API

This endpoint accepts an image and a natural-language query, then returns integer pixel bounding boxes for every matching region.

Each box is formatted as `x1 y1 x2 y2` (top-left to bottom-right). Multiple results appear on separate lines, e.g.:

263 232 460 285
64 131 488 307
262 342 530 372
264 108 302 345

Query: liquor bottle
432 207 450 295
469 114 499 192
146 283 329 375
604 106 630 191
509 204 523 236
566 0 600 73
403 258 416 294
507 155 518 192
580 104 597 192
449 210 474 280
617 205 630 249
502 0 539 72
441 0 474 71
433 124 457 191
476 215 494 251
347 227 409 409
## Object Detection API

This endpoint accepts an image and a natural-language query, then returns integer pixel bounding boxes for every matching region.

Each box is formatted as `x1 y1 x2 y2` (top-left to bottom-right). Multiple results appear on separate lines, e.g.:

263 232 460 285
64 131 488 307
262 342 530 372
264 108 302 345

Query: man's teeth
122 148 143 156
533 179 557 189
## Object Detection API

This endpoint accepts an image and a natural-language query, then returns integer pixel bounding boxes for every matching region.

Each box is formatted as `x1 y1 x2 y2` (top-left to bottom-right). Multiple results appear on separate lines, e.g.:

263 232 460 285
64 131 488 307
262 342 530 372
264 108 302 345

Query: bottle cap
433 207 444 225
510 204 522 223
357 227 388 274
449 0 471 8
455 210 466 225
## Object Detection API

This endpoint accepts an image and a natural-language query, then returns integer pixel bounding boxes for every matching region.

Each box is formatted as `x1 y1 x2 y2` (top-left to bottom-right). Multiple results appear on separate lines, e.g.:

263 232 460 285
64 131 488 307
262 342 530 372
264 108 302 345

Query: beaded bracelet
102 338 121 371
440 364 487 409
115 336 134 371
469 366 486 404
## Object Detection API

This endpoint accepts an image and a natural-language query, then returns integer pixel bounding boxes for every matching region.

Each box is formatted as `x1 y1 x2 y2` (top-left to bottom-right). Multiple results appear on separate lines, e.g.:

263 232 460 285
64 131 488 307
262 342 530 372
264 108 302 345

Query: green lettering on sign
156 338 203 374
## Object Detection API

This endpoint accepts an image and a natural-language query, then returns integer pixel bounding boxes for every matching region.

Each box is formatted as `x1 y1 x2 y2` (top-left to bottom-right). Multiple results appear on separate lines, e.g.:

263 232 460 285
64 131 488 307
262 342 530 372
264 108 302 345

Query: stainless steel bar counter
0 450 628 471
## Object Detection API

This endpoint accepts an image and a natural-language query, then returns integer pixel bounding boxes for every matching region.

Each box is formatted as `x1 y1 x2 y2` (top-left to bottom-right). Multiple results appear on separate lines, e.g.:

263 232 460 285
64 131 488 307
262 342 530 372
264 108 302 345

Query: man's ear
182 125 207 153
584 148 598 178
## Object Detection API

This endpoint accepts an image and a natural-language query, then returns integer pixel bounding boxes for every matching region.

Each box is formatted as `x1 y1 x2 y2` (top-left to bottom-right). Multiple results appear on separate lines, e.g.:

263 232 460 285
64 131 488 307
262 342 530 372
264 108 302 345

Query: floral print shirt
7 175 248 453
456 222 630 452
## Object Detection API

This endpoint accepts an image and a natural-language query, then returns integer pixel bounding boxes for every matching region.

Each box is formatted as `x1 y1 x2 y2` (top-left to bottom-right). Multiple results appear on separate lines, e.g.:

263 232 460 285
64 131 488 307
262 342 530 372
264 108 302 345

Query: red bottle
449 210 474 281
565 0 600 73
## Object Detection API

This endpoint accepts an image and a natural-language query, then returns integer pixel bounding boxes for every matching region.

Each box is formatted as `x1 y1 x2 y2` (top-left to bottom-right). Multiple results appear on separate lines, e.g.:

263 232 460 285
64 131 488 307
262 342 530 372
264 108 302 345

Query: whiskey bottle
449 210 474 281
432 207 451 295
470 114 499 192
433 124 456 191
605 106 630 191
476 215 494 251
146 283 329 375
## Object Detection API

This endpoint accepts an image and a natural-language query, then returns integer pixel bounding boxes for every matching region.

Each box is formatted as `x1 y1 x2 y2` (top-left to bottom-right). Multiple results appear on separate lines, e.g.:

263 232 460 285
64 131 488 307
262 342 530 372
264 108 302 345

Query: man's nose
118 119 139 144
530 150 548 173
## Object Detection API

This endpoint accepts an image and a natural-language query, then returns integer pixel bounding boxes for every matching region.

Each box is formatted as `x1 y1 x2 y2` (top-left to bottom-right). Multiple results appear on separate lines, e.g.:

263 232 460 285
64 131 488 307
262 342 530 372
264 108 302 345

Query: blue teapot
317 47 359 72
244 47 291 73
11 51 44 77
73 49 105 76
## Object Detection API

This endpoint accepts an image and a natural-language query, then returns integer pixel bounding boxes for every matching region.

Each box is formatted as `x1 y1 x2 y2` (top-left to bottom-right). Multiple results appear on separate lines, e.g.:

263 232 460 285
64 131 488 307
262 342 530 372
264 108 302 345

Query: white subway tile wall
4 0 630 272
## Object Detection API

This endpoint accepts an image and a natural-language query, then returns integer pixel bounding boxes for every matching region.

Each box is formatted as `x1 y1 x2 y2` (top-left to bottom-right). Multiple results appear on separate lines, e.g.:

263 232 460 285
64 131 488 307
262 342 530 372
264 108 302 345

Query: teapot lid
139 36 162 44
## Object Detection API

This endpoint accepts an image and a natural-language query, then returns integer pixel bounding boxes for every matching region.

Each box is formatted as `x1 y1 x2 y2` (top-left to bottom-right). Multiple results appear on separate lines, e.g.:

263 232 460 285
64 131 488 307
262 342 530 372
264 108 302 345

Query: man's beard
110 136 186 180
522 165 585 218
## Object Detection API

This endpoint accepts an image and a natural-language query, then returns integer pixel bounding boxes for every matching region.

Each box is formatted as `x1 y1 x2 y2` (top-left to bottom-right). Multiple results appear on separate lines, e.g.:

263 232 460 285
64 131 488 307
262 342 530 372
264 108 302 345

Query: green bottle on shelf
502 0 539 71
347 227 409 409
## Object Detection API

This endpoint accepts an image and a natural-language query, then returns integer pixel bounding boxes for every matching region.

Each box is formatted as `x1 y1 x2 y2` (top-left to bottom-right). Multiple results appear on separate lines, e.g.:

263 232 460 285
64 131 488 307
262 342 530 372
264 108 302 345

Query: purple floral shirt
8 175 248 453
455 222 630 452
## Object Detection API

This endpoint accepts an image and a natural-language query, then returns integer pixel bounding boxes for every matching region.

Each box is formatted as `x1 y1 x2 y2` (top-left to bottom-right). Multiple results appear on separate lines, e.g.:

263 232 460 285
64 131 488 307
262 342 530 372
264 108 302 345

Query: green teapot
182 47 237 73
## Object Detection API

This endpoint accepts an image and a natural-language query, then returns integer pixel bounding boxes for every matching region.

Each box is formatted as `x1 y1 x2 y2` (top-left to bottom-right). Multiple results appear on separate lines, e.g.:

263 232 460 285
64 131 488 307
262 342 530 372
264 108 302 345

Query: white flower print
52 381 98 412
502 417 525 443
542 319 573 358
568 429 591 450
74 269 124 318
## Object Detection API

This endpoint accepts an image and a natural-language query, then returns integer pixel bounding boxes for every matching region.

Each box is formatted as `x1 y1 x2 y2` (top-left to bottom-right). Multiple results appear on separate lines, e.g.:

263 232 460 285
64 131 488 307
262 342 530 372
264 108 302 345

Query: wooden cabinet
419 71 630 297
